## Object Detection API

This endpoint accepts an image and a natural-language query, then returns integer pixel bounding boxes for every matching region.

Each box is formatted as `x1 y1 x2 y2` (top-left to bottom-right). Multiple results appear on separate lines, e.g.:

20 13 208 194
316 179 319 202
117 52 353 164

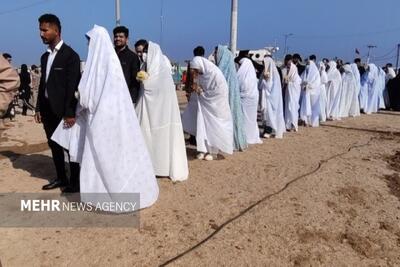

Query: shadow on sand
0 149 54 182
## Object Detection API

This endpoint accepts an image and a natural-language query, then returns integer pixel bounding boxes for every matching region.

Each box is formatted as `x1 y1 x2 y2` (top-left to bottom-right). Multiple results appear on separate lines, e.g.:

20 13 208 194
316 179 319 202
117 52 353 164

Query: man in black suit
293 53 306 76
113 26 141 104
35 14 80 192
354 58 366 77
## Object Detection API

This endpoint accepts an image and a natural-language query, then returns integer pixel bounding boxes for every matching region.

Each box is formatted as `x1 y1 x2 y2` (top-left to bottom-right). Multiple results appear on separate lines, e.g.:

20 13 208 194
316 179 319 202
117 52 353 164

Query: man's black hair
354 58 362 64
386 63 393 67
293 53 302 62
113 26 129 38
2 53 11 59
193 46 205 57
234 50 250 64
21 64 28 72
284 54 293 62
38 14 61 33
309 54 316 61
134 39 149 49
238 50 249 58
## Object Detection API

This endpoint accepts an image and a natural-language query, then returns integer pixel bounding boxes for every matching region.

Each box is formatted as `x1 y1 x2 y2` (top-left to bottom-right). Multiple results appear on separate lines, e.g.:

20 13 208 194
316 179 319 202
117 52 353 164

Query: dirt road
1 103 400 266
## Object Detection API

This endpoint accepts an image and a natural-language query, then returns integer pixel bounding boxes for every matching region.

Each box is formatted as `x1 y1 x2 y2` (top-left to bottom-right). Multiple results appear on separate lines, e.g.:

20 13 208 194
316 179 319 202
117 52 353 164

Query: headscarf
319 62 328 85
260 56 282 109
79 25 126 114
237 58 258 98
286 62 299 83
386 67 396 84
327 61 342 83
216 45 247 150
188 56 233 154
301 61 321 92
64 25 159 208
190 56 227 97
136 41 188 181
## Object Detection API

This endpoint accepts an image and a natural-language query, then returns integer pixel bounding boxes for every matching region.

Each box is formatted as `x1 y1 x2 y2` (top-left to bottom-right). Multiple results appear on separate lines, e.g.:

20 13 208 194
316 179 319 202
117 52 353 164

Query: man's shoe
42 180 66 190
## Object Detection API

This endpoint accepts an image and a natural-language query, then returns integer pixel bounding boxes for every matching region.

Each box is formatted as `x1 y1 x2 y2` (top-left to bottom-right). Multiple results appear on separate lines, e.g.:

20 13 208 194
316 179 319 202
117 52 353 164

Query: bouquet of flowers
136 71 149 82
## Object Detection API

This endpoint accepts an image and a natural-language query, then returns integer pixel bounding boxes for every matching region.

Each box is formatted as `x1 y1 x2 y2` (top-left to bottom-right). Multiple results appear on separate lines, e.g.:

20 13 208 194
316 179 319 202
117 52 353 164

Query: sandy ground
1 91 400 266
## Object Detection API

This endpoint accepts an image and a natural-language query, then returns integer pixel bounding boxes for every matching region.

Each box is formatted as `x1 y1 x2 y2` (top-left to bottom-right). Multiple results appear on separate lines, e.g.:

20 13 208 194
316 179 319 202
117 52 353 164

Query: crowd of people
0 13 399 212
0 53 40 125
181 46 400 160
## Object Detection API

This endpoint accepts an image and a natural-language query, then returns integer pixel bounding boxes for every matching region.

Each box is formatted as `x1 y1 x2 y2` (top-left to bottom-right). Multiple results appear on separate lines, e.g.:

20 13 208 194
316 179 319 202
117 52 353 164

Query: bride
52 25 159 212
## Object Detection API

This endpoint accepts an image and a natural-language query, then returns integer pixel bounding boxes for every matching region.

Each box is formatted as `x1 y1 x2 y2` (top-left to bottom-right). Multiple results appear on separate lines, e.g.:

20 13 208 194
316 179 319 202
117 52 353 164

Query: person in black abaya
387 73 400 111
19 64 33 115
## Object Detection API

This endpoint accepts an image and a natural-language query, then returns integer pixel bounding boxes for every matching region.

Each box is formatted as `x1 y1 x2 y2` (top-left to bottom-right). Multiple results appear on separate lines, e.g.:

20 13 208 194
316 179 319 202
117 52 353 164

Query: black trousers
3 102 15 120
22 98 34 115
41 98 80 188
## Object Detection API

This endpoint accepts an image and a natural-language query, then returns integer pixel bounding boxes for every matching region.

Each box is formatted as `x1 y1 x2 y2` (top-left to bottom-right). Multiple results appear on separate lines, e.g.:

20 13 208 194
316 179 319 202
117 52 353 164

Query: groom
35 14 81 192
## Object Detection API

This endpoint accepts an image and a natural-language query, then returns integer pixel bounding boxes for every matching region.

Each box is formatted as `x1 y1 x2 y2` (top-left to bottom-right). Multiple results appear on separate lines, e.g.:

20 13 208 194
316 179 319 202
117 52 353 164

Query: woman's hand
191 83 202 95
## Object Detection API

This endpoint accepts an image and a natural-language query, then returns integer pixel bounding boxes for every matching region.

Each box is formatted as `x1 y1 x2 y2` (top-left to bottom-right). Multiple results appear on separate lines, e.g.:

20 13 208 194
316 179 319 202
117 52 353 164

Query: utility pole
283 33 293 56
366 45 377 64
230 0 238 54
115 0 121 26
396 43 400 74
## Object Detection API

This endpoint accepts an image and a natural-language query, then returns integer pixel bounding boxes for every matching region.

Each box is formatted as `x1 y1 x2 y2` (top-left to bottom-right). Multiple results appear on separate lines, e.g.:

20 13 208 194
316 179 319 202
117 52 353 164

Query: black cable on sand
159 138 376 266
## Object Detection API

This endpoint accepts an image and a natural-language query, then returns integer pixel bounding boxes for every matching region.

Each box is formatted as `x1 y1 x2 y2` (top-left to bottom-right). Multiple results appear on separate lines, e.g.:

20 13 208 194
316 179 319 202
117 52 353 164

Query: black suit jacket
116 46 141 103
36 43 81 118
296 64 306 76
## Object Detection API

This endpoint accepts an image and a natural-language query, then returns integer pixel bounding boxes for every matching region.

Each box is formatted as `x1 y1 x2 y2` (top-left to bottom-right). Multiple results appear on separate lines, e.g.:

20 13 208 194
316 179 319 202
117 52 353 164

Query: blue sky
1 0 399 66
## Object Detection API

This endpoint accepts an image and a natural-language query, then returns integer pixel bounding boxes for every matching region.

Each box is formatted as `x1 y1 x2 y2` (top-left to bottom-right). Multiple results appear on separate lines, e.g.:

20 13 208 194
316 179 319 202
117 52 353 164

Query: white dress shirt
45 40 64 98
